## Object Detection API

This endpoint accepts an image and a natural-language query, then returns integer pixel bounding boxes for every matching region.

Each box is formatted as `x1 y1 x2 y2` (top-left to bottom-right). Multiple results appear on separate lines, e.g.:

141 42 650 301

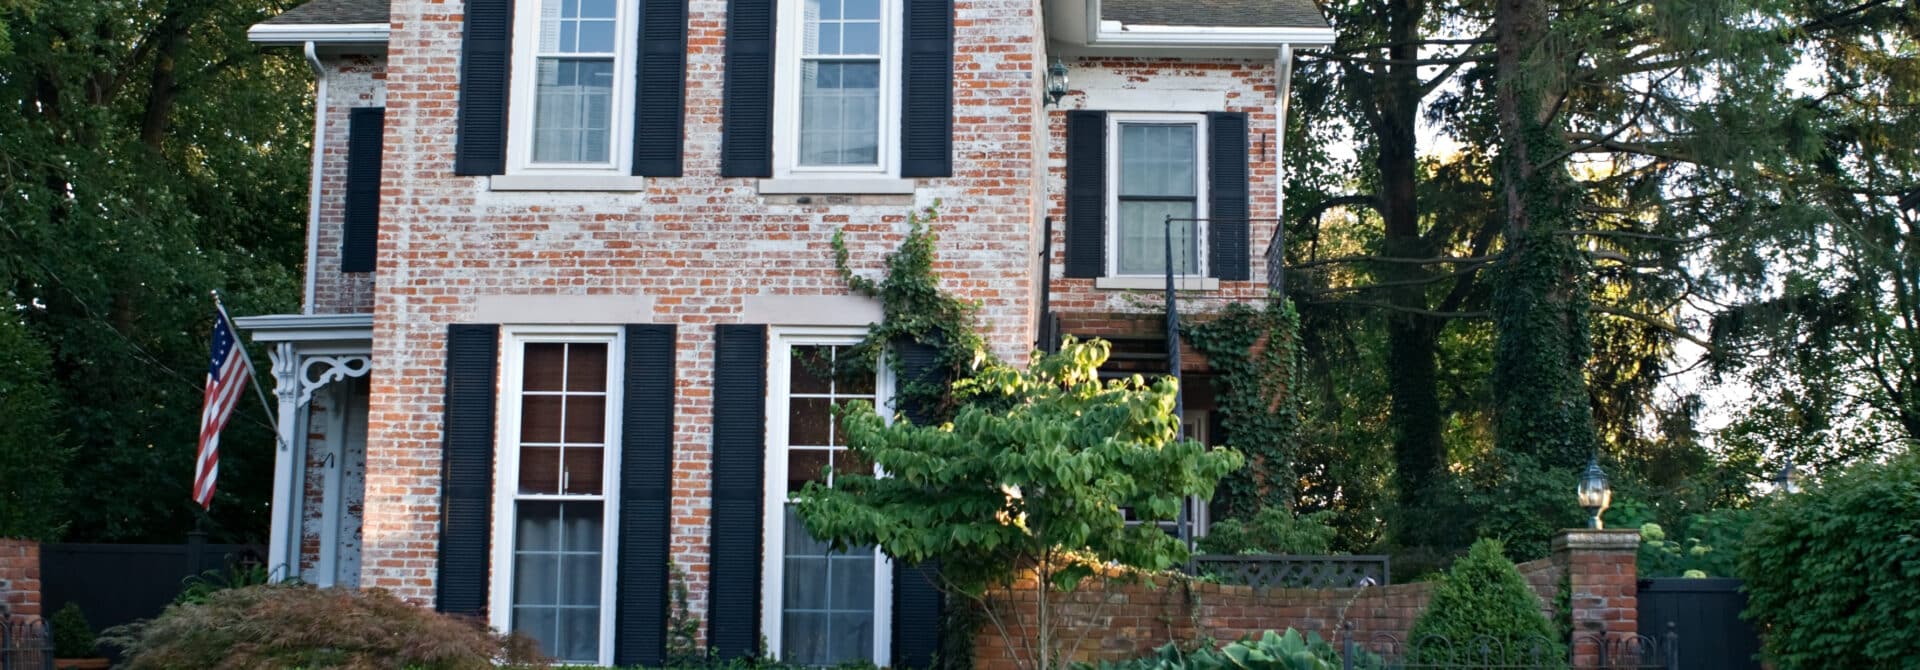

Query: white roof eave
247 22 390 47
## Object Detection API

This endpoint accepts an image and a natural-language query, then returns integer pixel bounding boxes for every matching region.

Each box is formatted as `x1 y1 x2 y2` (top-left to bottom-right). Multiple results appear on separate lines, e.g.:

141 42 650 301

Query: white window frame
759 326 895 665
489 325 626 667
505 0 641 176
1106 112 1210 278
771 0 904 179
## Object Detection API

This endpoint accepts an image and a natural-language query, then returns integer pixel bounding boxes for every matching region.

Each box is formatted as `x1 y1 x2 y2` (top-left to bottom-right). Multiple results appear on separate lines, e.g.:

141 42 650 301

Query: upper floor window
1110 113 1208 277
509 0 638 173
775 0 900 177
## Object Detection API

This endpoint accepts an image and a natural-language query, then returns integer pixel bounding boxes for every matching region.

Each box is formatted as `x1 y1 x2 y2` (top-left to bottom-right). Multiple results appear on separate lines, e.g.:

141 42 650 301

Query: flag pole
212 291 287 450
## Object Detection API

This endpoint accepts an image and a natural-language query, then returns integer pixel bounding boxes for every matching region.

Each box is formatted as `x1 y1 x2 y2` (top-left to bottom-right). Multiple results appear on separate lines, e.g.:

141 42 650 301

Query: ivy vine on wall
1182 300 1305 519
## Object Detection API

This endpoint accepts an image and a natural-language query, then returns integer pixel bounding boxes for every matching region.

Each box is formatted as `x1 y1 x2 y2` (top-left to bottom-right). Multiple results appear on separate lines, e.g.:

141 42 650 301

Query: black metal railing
0 613 53 670
1189 554 1391 589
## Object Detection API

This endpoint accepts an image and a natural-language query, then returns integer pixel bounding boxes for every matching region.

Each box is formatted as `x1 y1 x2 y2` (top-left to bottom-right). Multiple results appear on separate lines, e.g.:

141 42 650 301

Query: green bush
1195 509 1337 556
1405 539 1564 667
50 602 96 657
101 583 544 669
1083 630 1351 670
1739 453 1920 669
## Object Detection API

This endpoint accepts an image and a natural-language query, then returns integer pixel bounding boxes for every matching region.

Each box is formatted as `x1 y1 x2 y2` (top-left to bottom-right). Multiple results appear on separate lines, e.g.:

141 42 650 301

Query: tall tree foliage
1 0 309 541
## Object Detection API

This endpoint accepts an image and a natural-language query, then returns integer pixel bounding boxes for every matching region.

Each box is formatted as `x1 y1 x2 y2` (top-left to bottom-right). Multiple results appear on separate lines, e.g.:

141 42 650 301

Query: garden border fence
0 613 51 670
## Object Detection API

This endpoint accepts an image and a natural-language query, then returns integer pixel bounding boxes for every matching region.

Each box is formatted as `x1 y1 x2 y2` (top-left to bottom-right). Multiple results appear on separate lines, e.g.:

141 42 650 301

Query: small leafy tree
794 338 1243 670
1406 539 1564 667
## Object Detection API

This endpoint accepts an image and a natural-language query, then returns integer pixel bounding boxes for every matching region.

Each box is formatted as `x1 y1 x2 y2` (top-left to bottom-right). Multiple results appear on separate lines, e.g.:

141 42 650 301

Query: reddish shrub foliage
103 584 546 670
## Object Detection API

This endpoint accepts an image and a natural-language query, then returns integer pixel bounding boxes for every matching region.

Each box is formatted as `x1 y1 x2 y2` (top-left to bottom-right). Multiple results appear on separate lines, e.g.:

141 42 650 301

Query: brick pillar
0 538 41 619
1553 528 1639 666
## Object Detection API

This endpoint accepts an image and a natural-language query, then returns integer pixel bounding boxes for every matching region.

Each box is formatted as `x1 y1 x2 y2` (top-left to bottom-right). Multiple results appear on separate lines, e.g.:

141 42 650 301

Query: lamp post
1578 456 1612 529
1045 58 1070 106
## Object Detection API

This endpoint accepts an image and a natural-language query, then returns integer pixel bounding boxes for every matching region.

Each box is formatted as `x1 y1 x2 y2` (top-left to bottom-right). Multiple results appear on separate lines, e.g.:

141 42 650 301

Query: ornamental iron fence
1190 554 1391 589
0 613 51 670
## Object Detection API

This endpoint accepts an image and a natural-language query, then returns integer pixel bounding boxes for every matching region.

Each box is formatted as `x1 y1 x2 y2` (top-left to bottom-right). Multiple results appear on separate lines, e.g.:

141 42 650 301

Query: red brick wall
973 531 1637 668
0 538 40 619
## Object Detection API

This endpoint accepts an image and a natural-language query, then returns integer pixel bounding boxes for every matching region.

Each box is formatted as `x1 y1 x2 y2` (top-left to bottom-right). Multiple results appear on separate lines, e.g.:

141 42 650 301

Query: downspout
1274 45 1294 229
303 41 327 315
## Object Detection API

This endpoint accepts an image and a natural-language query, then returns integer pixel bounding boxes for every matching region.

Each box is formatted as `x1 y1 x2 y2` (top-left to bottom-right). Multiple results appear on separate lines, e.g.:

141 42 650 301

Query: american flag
195 309 253 509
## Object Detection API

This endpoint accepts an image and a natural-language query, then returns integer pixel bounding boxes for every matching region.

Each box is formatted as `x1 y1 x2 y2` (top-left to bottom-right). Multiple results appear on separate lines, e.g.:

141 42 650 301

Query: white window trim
771 0 904 179
1106 112 1210 279
760 326 895 665
505 0 641 176
489 325 626 667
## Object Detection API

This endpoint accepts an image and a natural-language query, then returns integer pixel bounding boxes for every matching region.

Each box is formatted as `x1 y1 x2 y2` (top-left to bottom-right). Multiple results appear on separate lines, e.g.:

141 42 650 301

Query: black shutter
454 0 513 176
437 324 498 615
615 325 677 666
890 339 946 669
709 324 767 658
720 0 776 177
1207 112 1251 281
633 0 688 177
898 0 953 178
342 107 385 273
1064 110 1107 278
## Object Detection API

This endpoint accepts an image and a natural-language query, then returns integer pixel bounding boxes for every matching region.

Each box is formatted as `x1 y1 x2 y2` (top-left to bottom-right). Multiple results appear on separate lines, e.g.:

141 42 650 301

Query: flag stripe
195 311 252 509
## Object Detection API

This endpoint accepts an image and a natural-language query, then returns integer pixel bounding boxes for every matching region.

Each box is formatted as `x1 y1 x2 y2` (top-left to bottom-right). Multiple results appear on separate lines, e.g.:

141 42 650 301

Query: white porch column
266 341 302 580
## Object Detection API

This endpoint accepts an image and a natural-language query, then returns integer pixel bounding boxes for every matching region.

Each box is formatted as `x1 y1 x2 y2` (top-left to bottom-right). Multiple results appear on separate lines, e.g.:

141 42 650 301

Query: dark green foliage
1183 301 1304 520
102 584 545 670
1406 539 1564 667
51 602 97 658
1194 508 1336 556
1607 501 1752 578
1083 630 1352 670
666 561 702 666
831 204 996 423
0 317 69 540
1738 453 1920 669
1460 453 1582 561
174 563 280 605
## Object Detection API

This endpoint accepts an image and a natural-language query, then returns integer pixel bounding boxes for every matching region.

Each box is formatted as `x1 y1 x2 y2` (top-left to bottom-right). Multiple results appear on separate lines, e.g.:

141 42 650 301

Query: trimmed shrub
1195 508 1337 556
102 584 544 669
1739 453 1920 669
1406 539 1564 667
50 602 97 658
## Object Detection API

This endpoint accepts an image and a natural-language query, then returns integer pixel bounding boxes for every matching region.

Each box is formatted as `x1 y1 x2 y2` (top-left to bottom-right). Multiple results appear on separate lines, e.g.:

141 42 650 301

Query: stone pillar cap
1552 528 1642 552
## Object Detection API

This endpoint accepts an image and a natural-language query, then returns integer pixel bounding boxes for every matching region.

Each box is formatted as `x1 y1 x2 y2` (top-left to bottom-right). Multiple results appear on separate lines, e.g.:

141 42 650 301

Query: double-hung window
508 0 638 173
1109 113 1209 277
761 331 893 665
491 329 624 666
775 0 900 177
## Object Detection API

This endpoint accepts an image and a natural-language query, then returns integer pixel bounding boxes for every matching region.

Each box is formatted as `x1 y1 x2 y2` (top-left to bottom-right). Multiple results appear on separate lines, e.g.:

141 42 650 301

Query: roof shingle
261 0 390 25
1103 0 1329 29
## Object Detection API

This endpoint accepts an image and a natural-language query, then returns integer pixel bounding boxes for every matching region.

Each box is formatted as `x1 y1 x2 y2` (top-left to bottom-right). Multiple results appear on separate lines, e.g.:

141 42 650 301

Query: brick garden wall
0 538 39 619
973 530 1638 669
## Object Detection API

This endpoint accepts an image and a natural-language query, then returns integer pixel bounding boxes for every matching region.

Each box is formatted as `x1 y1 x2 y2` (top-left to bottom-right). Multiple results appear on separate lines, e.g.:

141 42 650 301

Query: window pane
562 446 605 495
829 612 876 665
521 395 564 443
560 608 600 662
515 554 559 605
524 343 567 391
831 554 876 606
789 397 833 446
784 505 832 554
843 0 879 20
788 448 831 492
1116 201 1200 276
791 346 833 394
565 343 608 392
520 447 563 494
563 395 607 443
513 501 604 664
784 555 828 608
1120 124 1198 197
842 22 880 55
783 611 828 666
799 61 881 167
533 58 614 164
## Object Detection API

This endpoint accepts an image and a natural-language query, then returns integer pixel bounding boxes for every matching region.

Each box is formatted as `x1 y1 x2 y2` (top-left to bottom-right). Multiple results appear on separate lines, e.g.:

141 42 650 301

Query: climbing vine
830 202 997 423
1182 299 1304 519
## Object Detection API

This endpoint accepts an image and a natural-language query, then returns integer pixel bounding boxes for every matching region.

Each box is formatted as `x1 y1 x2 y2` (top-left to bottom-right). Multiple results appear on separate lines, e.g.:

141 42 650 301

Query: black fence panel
39 539 255 637
1638 578 1760 670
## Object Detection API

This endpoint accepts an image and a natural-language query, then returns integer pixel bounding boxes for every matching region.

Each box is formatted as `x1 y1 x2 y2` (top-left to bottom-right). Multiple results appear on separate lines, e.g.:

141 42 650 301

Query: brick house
236 0 1332 665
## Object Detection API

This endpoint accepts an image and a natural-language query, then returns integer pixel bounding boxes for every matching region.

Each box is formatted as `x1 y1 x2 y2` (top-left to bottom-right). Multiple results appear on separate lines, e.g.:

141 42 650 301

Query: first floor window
763 334 892 665
1111 115 1207 276
494 331 623 666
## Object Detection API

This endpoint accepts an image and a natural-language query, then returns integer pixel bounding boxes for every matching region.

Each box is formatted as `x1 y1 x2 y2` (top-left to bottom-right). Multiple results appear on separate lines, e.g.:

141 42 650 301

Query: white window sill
1095 276 1221 291
488 174 648 192
757 177 916 195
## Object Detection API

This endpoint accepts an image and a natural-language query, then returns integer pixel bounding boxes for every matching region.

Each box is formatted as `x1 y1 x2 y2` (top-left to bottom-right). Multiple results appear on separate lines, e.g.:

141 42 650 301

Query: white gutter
248 23 390 46
302 41 325 315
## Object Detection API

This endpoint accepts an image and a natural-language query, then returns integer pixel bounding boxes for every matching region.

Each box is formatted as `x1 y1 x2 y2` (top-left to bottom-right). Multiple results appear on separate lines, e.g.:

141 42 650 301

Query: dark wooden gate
1638 578 1760 670
40 535 255 637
